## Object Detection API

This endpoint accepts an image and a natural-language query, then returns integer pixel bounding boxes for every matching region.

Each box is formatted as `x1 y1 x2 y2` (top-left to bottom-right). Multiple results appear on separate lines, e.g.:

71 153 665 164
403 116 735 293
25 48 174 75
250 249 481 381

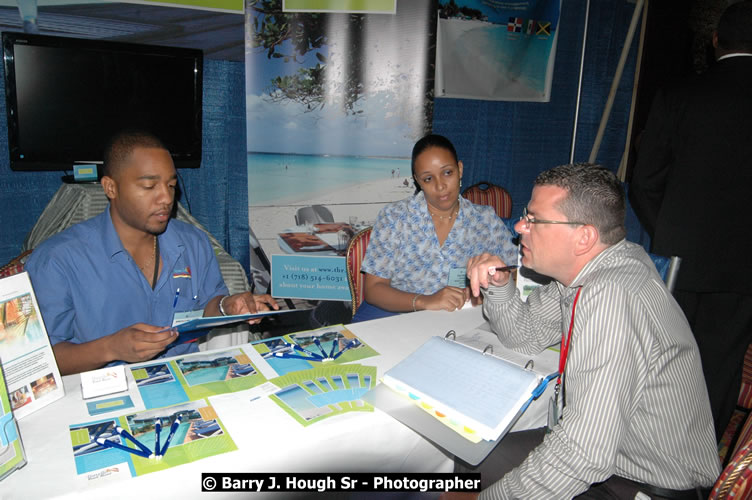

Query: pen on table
328 335 340 359
159 417 181 457
332 339 359 360
313 337 328 357
154 419 162 458
116 426 152 456
97 437 151 459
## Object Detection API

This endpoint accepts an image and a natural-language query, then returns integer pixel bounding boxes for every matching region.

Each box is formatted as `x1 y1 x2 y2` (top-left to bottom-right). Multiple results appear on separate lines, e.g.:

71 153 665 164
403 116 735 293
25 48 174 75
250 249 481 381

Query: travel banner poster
436 0 562 102
245 0 435 284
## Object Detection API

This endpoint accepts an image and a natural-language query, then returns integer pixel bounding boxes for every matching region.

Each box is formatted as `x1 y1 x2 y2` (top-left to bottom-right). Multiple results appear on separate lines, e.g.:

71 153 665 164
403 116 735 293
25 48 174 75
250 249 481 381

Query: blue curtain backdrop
0 59 250 273
0 0 648 272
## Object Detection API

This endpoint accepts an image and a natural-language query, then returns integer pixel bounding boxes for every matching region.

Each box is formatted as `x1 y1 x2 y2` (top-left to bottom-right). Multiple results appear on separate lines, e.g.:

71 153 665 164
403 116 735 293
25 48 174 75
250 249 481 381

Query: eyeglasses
519 207 585 228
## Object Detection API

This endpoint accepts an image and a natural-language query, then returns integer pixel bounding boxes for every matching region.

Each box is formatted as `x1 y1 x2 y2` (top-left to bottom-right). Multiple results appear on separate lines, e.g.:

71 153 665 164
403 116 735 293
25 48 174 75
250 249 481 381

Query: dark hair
102 130 168 178
410 134 459 193
717 1 752 52
534 163 626 245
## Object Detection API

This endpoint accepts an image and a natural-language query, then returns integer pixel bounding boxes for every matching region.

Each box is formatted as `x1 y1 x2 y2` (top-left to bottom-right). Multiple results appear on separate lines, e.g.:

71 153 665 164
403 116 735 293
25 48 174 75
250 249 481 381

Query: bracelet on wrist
412 293 421 312
218 295 229 316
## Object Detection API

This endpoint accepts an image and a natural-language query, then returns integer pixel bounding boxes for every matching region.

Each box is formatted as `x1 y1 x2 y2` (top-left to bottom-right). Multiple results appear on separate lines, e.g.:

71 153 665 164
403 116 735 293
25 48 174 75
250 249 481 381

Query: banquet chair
294 205 334 226
710 410 752 499
346 228 372 318
461 181 513 218
719 344 752 465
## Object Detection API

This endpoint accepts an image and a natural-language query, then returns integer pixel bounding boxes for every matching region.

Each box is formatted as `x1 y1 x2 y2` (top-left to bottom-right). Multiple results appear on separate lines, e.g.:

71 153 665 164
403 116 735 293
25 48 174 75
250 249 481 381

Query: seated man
462 164 719 499
26 130 277 375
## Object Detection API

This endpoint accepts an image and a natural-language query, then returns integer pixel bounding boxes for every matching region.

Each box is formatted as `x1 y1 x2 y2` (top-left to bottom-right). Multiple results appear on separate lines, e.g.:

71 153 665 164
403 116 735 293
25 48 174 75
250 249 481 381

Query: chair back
346 228 372 317
711 411 752 499
0 250 32 279
295 205 334 226
461 181 513 218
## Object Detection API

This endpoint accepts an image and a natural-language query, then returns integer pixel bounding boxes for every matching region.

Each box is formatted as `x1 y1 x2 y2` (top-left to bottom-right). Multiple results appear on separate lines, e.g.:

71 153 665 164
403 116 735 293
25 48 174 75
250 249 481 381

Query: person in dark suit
630 0 752 440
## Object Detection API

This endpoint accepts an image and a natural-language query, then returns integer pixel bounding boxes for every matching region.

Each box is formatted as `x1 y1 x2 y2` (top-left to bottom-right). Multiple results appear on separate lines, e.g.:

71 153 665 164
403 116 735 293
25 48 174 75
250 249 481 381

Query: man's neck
560 242 611 287
109 210 154 258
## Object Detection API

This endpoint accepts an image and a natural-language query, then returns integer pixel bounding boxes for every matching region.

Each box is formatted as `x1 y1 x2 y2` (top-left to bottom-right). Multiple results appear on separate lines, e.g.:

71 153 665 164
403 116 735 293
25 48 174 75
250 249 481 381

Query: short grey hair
534 163 626 245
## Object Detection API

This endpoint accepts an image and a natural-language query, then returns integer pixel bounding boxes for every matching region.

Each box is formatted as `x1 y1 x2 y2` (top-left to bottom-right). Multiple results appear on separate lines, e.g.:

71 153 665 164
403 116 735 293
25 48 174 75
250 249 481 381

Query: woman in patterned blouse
354 134 517 322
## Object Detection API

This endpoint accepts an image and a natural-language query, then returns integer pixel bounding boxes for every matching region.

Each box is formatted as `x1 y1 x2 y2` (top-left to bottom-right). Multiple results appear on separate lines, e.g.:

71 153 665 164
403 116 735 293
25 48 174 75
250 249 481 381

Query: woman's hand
416 286 467 312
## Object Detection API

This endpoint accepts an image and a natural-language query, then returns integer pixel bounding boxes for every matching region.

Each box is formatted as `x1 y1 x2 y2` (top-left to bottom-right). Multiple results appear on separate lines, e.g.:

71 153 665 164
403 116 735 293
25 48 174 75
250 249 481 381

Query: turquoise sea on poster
248 152 409 206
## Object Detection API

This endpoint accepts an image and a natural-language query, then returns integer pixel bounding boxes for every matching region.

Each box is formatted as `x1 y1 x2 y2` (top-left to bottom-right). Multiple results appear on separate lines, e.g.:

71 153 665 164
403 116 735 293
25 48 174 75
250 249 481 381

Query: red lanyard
557 287 582 388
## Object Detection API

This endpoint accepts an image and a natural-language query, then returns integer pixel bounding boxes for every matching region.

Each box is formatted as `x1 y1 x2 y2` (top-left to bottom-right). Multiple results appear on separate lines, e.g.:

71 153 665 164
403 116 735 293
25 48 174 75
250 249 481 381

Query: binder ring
483 345 494 355
444 330 456 340
525 360 534 370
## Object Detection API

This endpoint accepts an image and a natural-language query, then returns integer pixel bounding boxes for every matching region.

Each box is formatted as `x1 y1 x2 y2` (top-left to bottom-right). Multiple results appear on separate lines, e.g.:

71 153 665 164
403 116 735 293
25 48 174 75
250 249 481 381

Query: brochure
0 272 64 419
0 362 27 481
168 308 309 344
70 399 236 481
129 325 378 412
268 364 376 427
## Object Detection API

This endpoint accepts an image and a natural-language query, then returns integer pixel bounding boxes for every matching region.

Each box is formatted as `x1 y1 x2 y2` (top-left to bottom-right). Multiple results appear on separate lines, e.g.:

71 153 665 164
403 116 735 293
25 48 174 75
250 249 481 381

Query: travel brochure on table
128 325 379 412
0 362 27 481
67 324 379 479
0 272 64 419
69 399 236 479
268 363 377 426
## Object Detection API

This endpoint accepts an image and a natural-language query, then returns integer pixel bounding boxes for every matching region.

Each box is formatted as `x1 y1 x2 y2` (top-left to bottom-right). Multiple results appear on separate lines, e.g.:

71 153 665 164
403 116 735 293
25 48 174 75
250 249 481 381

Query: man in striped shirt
463 164 719 499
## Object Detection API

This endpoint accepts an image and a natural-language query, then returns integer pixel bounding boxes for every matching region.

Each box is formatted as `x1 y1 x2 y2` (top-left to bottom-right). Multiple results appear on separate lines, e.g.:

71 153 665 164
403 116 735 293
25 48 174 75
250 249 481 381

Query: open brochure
0 272 64 419
168 309 309 344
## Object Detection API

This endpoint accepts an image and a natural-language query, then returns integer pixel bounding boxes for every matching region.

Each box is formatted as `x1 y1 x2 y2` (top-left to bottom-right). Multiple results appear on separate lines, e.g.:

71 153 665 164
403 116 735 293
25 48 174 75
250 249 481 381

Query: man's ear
573 224 599 256
712 31 719 50
101 176 117 201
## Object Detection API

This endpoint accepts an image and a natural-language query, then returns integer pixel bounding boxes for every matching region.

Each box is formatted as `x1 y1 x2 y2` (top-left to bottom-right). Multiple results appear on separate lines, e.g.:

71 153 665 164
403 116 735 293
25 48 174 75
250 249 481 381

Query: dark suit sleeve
629 90 673 238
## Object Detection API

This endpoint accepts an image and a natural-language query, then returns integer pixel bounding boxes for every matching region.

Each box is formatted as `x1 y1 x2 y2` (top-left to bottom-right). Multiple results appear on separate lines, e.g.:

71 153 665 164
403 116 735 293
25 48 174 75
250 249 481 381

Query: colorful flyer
70 400 236 479
250 324 379 377
130 362 189 410
0 272 65 419
173 348 266 400
0 361 27 480
130 347 267 410
269 364 376 426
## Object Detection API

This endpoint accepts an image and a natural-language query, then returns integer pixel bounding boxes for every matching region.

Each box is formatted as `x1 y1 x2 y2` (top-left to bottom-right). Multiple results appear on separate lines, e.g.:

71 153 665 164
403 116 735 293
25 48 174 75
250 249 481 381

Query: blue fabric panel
0 59 250 279
0 0 651 270
433 0 648 249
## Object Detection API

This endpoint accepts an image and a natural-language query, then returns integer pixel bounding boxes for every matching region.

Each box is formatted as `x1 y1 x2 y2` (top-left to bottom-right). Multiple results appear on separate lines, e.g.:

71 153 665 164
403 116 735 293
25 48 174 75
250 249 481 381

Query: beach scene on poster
246 0 435 260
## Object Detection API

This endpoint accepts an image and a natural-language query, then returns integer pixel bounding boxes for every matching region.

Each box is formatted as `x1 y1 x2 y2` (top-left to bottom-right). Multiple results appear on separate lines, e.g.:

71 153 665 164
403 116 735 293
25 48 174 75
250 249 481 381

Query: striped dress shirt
481 240 720 499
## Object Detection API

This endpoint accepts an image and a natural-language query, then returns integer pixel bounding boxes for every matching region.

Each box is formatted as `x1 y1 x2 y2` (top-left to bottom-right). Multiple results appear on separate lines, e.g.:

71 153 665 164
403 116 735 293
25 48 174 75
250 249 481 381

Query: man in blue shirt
26 130 276 375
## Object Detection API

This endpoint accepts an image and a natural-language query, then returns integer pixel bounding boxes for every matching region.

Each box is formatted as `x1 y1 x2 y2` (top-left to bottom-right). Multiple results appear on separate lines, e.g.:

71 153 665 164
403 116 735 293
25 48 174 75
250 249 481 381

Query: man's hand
221 292 280 324
467 253 512 297
106 323 178 363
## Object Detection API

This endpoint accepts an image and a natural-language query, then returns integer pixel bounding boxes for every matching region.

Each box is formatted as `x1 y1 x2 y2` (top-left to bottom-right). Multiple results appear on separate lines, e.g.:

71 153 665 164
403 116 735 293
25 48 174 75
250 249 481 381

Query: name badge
447 267 468 288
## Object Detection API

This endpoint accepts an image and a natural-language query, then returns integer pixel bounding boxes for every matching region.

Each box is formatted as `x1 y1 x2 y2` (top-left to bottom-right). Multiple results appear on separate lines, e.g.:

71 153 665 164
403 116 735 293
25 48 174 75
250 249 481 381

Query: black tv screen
2 33 203 171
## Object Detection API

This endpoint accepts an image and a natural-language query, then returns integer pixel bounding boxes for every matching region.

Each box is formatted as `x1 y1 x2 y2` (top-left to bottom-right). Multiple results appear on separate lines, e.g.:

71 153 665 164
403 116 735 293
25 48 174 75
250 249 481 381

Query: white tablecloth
2 307 549 499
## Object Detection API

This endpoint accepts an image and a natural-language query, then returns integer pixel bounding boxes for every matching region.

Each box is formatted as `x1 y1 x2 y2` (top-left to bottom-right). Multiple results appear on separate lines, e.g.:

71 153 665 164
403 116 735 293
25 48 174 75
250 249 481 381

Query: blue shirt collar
100 204 185 269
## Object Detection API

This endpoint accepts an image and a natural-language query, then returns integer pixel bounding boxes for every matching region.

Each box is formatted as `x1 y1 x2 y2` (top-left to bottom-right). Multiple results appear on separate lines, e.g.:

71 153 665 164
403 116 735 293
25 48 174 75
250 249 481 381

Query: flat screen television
2 32 203 171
